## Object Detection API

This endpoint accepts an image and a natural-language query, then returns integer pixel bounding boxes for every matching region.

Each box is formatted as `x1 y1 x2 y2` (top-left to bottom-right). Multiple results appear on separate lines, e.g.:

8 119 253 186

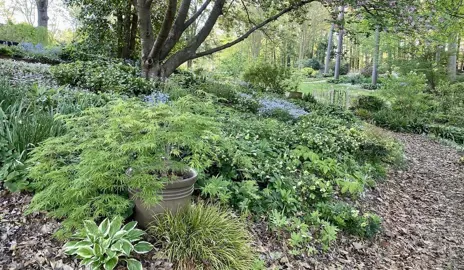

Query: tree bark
334 6 345 80
122 1 134 59
137 0 156 78
448 37 457 81
324 23 335 75
36 0 48 28
371 25 380 85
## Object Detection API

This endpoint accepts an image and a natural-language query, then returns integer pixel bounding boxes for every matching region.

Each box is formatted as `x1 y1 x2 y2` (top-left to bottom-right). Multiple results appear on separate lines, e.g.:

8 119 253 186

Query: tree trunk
448 37 457 81
37 0 48 28
129 10 138 57
137 0 157 78
121 1 133 59
324 23 335 75
371 25 380 85
334 6 345 80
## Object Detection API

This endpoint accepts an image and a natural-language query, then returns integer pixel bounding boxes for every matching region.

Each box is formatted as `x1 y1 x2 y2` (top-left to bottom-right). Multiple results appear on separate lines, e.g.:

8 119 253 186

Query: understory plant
149 202 256 270
27 96 221 236
64 218 153 270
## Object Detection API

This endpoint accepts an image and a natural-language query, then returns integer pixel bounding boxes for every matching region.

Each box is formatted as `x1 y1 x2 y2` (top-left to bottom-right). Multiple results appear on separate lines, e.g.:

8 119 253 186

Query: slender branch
148 0 178 60
194 0 314 59
184 0 211 30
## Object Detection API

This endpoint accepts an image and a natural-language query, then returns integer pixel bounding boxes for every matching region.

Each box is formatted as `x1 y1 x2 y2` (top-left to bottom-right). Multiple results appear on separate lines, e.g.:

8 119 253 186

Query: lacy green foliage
281 70 304 92
301 67 317 78
243 63 292 94
28 97 221 235
51 61 154 95
64 218 153 270
149 202 256 270
0 23 49 44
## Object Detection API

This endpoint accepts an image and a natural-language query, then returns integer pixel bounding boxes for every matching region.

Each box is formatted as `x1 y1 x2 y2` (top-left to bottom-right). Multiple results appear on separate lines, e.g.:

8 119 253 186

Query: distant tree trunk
36 0 48 28
448 36 457 81
121 1 134 59
371 25 380 85
129 10 138 56
334 6 345 80
324 23 335 75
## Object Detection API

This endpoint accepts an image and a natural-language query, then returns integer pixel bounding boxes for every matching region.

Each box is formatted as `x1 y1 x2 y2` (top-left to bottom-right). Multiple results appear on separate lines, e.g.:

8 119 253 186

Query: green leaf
84 220 100 239
63 241 78 251
99 218 110 236
125 229 145 242
113 230 127 240
104 257 118 270
80 257 93 266
125 259 142 270
90 260 103 269
94 243 103 257
122 221 137 232
133 241 153 254
108 217 123 237
76 247 94 258
120 239 133 256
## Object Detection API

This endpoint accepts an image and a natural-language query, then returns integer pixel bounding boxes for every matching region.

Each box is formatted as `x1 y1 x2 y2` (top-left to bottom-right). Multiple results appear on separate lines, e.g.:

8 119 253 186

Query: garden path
306 132 464 269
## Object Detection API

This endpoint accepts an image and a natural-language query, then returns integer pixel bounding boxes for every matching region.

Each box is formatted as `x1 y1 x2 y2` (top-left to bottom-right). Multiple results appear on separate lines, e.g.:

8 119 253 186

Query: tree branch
194 0 314 59
148 0 178 60
160 0 192 59
184 0 211 30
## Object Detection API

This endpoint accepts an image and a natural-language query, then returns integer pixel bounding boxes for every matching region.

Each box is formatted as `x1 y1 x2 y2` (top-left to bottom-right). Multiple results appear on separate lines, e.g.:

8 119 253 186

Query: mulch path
1 132 463 269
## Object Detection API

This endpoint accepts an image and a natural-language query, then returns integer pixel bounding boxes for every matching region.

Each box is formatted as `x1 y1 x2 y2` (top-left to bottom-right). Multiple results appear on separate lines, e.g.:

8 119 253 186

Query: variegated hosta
63 218 153 270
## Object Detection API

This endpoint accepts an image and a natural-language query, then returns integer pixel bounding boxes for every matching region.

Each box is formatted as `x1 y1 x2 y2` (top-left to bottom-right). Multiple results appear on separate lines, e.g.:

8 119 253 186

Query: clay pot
131 168 198 228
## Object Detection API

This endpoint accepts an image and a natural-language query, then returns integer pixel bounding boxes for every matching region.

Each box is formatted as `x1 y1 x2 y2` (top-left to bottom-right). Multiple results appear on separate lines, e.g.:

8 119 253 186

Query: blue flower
144 92 170 105
258 97 308 118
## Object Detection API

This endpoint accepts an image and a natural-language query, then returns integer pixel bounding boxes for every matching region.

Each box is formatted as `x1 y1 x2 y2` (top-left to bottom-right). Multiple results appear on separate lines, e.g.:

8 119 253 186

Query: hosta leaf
94 243 103 257
133 241 153 254
84 220 100 239
113 230 127 240
76 247 95 258
125 259 142 270
63 241 78 251
75 240 93 248
125 229 145 241
120 239 133 256
122 221 137 232
104 257 118 270
90 260 102 269
99 218 110 236
108 217 123 237
80 257 93 266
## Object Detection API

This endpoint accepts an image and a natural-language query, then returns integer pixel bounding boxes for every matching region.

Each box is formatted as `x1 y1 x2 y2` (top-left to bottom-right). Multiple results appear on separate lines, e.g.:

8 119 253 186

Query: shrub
148 202 256 270
51 61 154 95
301 67 317 77
427 124 464 144
360 65 373 77
362 83 379 90
64 218 153 270
27 97 221 235
0 22 49 44
302 58 321 70
243 63 291 94
355 95 385 112
0 45 13 57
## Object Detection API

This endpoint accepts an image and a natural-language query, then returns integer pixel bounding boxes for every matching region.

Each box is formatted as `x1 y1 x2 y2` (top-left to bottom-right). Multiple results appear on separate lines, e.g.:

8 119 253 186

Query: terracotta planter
131 168 198 228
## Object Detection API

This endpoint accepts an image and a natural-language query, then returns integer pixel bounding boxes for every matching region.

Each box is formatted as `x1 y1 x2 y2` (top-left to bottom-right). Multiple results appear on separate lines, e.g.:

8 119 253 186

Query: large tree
36 0 49 28
135 0 319 78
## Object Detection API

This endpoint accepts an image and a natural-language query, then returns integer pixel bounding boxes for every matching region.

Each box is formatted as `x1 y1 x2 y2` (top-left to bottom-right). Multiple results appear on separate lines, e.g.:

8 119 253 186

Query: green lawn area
299 80 374 108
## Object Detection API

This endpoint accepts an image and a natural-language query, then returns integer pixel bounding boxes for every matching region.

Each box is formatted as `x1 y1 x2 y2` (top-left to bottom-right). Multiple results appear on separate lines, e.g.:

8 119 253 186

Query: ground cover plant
3 0 464 268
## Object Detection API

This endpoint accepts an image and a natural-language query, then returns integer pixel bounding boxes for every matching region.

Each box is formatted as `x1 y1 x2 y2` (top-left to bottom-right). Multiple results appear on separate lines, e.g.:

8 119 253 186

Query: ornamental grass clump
27 96 221 236
148 202 256 270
